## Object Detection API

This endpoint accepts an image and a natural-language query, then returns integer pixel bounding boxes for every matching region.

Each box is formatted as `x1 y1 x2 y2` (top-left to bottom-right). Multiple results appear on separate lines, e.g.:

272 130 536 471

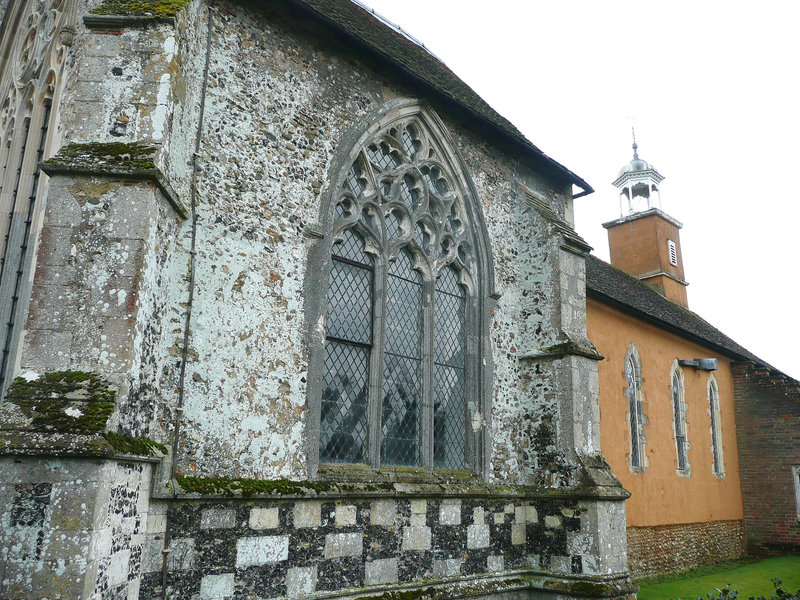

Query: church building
0 0 635 598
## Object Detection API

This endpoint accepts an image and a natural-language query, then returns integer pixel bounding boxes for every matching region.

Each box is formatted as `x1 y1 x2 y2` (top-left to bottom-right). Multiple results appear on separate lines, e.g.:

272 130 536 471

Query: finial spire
632 127 639 159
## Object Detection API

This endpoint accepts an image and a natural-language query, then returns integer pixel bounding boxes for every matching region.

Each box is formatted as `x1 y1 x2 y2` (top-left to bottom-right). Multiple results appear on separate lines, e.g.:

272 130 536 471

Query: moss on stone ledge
47 142 158 170
6 371 116 435
177 476 337 496
89 0 192 17
102 432 167 456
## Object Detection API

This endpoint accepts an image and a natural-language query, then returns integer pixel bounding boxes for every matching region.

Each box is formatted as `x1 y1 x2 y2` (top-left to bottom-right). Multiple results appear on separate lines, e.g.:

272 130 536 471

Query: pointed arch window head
313 101 492 474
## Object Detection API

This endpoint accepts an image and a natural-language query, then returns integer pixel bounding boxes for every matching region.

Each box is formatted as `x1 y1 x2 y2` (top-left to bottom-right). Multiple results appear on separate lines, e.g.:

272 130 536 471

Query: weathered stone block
235 535 290 566
410 499 427 526
401 526 431 551
545 515 562 528
199 573 234 599
294 501 321 528
433 557 462 578
511 523 527 546
324 532 363 559
467 523 490 549
249 507 279 530
488 555 504 572
168 537 195 570
365 557 398 585
439 499 461 525
335 504 357 527
370 499 395 526
201 508 235 529
287 565 317 598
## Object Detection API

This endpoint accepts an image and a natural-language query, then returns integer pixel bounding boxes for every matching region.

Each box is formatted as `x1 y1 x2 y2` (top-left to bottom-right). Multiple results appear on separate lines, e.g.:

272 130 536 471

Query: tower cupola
613 133 665 215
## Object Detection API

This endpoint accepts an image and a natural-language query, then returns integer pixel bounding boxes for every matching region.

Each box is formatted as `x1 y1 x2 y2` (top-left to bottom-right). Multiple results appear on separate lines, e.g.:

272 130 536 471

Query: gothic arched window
624 344 645 470
671 364 689 474
310 100 492 473
707 375 724 476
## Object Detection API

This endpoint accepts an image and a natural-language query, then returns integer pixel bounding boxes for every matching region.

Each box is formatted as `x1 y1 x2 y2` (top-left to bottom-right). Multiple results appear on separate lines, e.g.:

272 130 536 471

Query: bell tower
603 134 689 307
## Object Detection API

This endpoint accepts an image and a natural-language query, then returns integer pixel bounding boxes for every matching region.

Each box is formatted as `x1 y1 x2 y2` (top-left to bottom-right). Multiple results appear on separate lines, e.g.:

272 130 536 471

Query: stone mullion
367 253 387 466
420 277 434 469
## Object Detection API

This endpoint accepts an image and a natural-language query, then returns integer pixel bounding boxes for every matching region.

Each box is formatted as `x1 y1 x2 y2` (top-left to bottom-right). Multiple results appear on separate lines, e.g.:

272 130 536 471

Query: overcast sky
361 0 800 380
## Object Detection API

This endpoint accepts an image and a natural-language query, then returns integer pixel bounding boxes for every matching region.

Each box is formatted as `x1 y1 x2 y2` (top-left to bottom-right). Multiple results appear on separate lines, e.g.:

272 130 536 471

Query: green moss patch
89 0 192 17
6 371 116 435
103 432 167 456
177 476 336 496
47 142 158 170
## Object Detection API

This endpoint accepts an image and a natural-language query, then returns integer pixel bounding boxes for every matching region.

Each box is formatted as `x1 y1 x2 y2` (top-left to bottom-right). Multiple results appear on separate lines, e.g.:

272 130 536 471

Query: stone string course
626 520 744 580
140 496 587 599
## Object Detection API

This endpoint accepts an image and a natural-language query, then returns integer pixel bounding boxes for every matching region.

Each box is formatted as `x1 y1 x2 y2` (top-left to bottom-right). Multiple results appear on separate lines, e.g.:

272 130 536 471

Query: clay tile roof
585 255 797 383
286 0 593 196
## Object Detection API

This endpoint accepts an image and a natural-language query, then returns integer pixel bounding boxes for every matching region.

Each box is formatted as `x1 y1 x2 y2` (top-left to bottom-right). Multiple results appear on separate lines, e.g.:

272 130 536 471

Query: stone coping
40 142 188 218
154 474 630 501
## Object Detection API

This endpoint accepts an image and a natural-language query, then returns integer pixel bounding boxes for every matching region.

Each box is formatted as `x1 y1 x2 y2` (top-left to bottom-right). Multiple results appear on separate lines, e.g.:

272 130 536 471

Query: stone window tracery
312 102 491 473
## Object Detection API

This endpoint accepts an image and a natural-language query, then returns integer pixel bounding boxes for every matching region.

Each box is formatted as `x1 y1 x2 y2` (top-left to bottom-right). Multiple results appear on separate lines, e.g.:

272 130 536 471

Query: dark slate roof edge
585 255 797 384
283 0 594 196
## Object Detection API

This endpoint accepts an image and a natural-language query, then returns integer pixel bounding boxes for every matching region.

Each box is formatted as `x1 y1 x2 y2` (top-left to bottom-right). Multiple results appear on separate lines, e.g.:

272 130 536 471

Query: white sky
361 0 800 380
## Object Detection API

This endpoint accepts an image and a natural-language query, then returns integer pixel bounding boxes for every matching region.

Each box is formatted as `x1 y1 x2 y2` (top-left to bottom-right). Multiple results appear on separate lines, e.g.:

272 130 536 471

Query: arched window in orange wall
671 363 690 474
624 344 645 470
708 375 724 477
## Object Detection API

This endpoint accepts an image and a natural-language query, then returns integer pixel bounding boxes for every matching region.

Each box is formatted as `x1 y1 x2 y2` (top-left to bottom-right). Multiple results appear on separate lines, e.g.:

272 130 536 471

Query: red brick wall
627 520 745 579
732 363 800 553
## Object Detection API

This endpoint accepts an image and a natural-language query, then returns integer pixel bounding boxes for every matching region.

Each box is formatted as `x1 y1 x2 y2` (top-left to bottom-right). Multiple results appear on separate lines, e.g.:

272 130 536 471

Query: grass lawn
637 556 800 600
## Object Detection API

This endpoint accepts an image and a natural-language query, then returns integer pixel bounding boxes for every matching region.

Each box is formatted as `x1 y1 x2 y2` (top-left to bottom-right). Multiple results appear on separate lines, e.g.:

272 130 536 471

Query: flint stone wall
139 494 618 599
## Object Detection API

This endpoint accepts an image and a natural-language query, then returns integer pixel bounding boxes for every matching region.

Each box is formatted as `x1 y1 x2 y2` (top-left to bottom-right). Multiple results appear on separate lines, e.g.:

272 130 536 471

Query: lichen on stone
176 476 336 496
6 370 116 435
89 0 192 18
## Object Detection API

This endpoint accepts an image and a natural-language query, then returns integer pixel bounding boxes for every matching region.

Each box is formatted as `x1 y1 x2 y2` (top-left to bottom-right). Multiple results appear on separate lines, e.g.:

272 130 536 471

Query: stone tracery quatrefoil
330 119 474 284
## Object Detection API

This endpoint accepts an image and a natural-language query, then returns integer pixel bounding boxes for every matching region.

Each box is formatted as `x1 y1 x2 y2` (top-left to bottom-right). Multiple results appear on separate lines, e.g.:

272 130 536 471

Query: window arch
707 375 724 477
670 363 690 474
624 344 645 470
308 99 494 474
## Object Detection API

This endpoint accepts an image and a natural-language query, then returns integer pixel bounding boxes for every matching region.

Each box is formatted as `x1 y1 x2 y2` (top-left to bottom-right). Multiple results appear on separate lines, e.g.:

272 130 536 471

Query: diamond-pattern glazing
320 341 369 463
400 174 418 209
434 364 465 469
333 228 373 264
402 125 419 157
385 250 421 358
625 356 641 468
327 259 372 344
366 142 399 171
381 352 420 465
434 268 465 367
346 161 366 196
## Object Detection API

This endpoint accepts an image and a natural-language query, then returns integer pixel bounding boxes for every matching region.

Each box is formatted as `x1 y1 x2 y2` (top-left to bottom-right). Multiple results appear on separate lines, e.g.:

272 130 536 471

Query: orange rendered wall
587 298 744 527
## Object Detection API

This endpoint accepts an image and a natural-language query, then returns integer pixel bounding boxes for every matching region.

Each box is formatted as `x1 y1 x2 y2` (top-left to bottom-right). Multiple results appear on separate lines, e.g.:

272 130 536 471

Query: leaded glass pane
320 341 369 463
327 259 372 344
400 174 418 209
366 142 399 171
625 357 641 468
672 372 686 470
402 125 418 157
381 249 421 465
346 161 366 196
709 384 722 474
434 265 466 469
333 227 373 264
